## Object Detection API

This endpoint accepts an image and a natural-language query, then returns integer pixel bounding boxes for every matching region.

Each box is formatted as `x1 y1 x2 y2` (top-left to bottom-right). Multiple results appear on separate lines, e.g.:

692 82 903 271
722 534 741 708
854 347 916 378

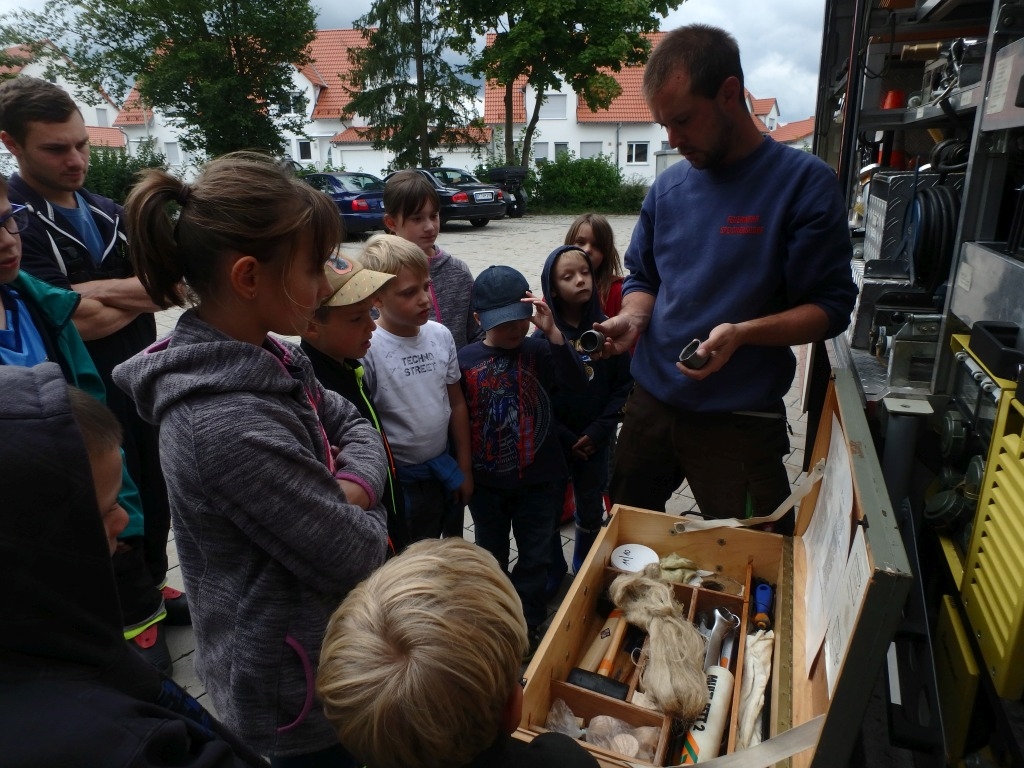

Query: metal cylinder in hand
677 666 735 764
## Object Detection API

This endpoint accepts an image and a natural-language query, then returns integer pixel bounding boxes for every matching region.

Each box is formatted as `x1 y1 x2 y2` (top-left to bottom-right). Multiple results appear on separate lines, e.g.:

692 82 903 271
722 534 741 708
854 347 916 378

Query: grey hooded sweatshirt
429 246 482 349
113 310 388 758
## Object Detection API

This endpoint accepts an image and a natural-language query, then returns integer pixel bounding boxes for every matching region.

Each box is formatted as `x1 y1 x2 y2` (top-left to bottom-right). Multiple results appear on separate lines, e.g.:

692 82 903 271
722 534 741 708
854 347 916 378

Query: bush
614 174 649 212
86 143 167 203
527 153 646 214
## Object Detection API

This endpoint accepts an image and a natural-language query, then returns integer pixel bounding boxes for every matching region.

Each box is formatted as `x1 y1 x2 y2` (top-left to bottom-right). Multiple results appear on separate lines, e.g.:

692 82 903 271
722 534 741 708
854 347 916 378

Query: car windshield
430 169 479 186
336 174 385 193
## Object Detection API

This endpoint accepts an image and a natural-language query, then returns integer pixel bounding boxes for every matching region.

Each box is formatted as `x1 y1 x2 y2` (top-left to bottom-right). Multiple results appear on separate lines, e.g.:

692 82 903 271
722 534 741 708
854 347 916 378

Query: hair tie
176 185 191 206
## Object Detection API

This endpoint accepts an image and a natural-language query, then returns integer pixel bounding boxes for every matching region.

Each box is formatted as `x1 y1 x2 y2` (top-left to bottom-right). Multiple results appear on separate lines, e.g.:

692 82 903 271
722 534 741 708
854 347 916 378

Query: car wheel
470 218 489 228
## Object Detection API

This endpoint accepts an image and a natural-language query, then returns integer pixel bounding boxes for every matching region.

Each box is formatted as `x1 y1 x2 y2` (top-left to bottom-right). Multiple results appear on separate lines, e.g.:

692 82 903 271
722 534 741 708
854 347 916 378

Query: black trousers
610 385 794 534
106 380 170 627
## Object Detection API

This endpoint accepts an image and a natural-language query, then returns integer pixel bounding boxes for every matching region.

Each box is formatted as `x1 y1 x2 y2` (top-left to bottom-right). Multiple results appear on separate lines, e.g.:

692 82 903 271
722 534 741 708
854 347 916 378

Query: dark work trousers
610 385 794 534
470 480 562 629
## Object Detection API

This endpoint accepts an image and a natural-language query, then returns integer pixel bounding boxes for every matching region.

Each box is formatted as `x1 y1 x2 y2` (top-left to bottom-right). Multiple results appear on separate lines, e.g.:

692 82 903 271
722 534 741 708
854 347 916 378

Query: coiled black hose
909 183 960 293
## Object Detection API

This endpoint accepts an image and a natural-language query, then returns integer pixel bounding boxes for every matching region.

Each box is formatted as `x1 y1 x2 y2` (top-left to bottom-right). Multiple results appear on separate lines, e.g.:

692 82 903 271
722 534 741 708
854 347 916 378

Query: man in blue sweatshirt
596 25 857 533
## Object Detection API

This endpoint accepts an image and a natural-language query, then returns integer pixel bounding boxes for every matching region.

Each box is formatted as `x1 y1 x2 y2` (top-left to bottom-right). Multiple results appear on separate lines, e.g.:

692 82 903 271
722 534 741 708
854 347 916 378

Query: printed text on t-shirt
402 352 437 376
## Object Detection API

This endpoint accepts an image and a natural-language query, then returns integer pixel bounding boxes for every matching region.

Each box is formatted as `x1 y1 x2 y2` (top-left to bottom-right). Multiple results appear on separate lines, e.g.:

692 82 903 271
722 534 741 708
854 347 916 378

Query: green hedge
533 153 647 214
86 144 167 203
473 154 648 214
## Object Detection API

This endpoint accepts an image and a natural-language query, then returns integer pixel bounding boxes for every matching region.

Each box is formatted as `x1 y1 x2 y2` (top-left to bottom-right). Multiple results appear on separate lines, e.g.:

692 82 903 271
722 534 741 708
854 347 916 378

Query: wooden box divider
529 555 759 765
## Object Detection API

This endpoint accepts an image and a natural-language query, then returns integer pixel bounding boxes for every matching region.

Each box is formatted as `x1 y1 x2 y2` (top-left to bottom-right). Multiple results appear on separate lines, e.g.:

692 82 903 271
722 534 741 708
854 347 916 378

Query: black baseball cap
472 266 533 331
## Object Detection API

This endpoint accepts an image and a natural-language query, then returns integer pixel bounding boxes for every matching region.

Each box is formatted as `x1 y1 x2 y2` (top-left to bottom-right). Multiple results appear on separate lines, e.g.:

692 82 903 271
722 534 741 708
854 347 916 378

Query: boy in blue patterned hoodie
458 265 586 653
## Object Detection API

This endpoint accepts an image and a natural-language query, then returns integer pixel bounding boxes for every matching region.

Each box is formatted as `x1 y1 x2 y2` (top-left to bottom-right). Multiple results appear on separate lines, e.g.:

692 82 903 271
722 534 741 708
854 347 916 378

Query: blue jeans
398 475 447 542
571 445 610 531
470 480 562 628
548 445 609 577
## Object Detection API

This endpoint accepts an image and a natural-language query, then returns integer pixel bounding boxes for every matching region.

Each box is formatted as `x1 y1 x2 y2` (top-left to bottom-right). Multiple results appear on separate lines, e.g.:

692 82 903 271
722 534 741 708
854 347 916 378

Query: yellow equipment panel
962 393 1024 699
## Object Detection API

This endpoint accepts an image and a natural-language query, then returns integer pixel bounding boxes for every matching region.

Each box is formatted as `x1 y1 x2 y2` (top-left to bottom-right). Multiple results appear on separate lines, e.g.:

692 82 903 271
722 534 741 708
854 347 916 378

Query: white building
7 33 810 184
0 42 126 177
481 32 669 186
115 29 491 179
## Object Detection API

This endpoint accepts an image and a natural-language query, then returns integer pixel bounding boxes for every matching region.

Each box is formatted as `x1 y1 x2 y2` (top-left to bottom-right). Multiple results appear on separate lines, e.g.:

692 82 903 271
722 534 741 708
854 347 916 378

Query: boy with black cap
458 265 587 654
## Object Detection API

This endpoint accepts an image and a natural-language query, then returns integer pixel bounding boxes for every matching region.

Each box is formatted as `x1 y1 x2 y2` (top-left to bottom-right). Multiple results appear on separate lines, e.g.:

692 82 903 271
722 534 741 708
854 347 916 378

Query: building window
533 142 549 164
627 142 649 164
298 140 312 161
555 142 569 158
96 108 108 127
539 94 567 119
279 91 304 115
661 141 672 151
164 142 181 165
580 141 602 159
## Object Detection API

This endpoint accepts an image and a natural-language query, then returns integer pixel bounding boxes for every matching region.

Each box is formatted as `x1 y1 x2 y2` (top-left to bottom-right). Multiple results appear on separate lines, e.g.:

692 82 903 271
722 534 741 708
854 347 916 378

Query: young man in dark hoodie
539 245 633 577
300 253 409 554
0 363 264 768
0 174 153 625
0 76 182 671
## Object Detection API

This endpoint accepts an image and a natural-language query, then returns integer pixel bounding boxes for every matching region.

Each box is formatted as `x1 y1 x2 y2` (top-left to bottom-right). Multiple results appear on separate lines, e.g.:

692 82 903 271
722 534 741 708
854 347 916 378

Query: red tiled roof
483 75 528 124
575 32 665 124
751 114 770 133
331 124 492 145
482 32 667 125
87 126 126 147
0 44 33 76
331 126 372 143
481 33 527 124
114 29 369 126
305 29 368 120
113 86 152 126
770 116 815 143
750 96 778 117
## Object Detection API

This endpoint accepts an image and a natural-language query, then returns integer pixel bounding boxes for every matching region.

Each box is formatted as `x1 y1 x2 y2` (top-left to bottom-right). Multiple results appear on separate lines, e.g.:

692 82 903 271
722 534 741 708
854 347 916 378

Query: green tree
1 0 317 157
0 44 30 79
86 142 167 203
345 0 482 170
446 0 682 166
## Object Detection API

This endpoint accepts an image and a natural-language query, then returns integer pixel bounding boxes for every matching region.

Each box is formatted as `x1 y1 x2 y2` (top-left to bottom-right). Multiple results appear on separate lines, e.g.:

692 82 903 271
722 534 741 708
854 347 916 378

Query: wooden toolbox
518 369 913 767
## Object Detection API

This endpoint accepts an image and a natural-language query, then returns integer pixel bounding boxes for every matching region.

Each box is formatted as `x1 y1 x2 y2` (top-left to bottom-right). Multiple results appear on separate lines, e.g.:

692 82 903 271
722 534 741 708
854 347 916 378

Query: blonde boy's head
317 538 529 768
359 233 429 281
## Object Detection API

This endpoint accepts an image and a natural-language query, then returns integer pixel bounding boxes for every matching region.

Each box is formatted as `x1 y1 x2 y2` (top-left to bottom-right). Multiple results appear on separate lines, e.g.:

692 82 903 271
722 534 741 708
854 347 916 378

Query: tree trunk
520 87 544 169
414 0 430 167
504 81 515 164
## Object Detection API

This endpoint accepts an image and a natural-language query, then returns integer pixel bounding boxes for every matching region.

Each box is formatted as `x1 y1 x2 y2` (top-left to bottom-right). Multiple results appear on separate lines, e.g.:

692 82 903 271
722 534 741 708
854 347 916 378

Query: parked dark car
303 171 386 235
388 167 506 228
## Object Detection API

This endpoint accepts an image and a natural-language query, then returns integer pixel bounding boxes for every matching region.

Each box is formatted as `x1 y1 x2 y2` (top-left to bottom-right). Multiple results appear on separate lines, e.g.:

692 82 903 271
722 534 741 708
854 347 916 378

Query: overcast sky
1 0 826 122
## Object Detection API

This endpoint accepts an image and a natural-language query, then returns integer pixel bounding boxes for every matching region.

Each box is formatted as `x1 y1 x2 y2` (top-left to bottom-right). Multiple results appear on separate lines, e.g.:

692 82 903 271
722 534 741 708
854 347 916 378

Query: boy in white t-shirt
360 234 473 542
